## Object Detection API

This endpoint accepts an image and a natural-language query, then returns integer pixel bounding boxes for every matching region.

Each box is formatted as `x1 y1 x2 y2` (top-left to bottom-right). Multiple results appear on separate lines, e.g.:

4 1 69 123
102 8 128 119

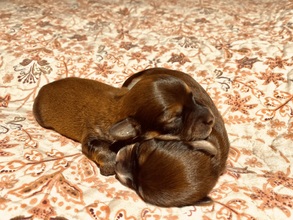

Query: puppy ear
159 104 183 130
109 118 141 140
187 140 217 156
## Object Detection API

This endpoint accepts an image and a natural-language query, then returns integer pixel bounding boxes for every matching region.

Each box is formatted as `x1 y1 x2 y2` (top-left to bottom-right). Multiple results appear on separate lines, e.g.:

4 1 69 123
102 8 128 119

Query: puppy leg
82 134 116 176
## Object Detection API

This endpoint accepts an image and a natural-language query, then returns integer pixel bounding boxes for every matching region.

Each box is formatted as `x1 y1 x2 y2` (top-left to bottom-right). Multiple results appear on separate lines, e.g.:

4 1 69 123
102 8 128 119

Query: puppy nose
203 114 215 126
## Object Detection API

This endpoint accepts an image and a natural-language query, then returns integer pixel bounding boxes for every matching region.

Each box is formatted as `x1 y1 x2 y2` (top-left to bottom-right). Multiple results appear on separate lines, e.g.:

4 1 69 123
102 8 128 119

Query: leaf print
55 174 84 205
9 173 56 198
0 136 17 157
20 59 33 66
2 0 293 219
236 56 260 69
77 157 98 183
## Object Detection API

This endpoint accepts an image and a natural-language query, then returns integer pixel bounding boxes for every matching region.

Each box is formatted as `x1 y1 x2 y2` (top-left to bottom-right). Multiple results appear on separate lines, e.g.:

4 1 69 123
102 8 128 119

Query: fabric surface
0 0 293 219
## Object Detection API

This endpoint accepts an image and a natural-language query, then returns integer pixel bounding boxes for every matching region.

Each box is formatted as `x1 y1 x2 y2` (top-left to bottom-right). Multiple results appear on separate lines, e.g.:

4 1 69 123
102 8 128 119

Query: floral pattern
0 0 293 219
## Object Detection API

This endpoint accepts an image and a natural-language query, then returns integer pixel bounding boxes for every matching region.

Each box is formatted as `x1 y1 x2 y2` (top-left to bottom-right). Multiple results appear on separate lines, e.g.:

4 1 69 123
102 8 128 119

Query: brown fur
33 74 216 176
33 77 133 176
114 68 230 207
122 68 230 172
115 139 219 207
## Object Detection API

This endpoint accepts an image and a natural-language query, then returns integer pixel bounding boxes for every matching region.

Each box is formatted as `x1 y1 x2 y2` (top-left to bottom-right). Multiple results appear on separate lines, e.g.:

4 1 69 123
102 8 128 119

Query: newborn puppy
117 73 215 141
33 77 140 176
117 68 230 206
115 139 219 207
122 68 230 174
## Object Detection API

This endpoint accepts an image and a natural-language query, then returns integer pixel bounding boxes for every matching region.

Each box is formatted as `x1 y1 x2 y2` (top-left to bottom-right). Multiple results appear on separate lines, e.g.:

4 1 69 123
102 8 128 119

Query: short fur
115 139 219 207
115 68 230 206
122 68 230 173
33 75 216 176
33 77 133 176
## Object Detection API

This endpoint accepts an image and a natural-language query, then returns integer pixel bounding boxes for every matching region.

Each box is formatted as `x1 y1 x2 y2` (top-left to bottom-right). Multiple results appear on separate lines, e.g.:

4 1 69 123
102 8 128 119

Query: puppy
115 139 219 207
33 75 214 176
33 77 140 176
117 73 216 141
122 68 230 174
115 68 230 206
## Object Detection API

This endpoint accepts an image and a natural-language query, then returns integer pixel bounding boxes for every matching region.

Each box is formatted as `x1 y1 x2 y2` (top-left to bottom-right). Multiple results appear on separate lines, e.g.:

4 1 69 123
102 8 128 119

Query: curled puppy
115 139 219 207
116 73 216 141
33 77 141 176
122 68 230 174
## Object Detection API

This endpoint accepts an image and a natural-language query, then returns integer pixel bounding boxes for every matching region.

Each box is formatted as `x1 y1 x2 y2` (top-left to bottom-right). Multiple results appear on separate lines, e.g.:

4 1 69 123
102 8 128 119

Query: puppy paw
109 118 141 140
99 163 116 176
82 138 116 176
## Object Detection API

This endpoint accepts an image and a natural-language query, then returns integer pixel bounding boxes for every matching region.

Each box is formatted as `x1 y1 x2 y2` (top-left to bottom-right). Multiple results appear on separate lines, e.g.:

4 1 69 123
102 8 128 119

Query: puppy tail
187 140 217 156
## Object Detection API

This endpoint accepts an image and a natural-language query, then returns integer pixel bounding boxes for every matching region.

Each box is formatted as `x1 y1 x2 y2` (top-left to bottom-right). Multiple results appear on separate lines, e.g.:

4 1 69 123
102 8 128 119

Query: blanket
0 0 293 219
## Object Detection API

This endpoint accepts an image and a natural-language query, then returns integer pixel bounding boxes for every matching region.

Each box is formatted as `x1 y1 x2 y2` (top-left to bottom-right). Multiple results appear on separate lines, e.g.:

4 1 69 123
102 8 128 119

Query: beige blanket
1 0 293 219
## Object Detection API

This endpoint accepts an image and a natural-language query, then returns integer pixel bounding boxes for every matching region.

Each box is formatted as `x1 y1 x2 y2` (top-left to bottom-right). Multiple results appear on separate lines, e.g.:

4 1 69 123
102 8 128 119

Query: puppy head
115 139 219 207
118 74 215 141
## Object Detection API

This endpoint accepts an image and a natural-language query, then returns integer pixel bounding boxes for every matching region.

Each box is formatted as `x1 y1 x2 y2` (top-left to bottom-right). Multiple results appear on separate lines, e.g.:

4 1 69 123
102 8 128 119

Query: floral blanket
0 0 293 219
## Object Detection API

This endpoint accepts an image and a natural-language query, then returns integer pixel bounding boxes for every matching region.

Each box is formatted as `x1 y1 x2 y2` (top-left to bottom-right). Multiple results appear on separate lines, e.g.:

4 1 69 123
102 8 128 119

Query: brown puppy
122 68 230 173
33 77 139 176
115 139 219 207
115 68 230 206
33 75 212 176
117 73 215 141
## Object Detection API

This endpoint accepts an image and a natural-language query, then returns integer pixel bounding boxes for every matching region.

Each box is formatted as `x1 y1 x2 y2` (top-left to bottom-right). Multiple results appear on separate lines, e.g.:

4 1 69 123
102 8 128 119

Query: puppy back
33 77 128 141
136 140 219 207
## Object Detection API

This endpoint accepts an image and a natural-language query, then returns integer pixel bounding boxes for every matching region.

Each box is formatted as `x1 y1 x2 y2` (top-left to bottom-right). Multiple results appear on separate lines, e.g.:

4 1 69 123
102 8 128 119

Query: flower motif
224 91 258 115
248 186 293 217
93 61 114 77
2 74 14 84
128 52 147 62
244 157 263 168
257 70 286 87
264 56 292 69
270 119 286 130
0 175 18 190
259 168 293 190
254 122 265 130
168 53 190 65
